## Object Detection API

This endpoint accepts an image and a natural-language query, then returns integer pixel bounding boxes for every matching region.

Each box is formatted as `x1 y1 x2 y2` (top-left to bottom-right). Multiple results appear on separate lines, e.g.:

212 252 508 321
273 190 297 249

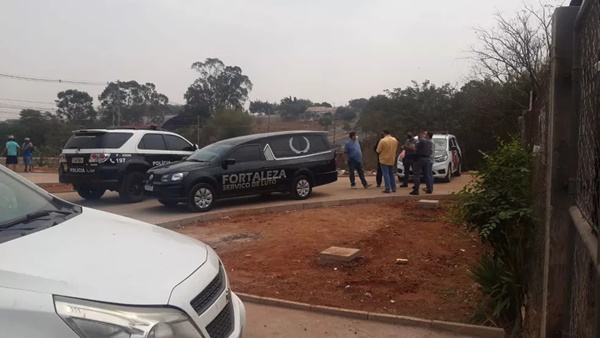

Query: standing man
409 131 433 196
400 132 417 188
344 131 372 189
22 137 34 173
376 129 399 193
2 135 20 171
373 132 384 187
423 131 435 194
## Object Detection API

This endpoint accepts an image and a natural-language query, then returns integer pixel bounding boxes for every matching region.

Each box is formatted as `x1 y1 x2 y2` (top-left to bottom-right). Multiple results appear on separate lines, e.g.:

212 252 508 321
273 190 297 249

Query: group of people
343 130 435 196
2 135 34 172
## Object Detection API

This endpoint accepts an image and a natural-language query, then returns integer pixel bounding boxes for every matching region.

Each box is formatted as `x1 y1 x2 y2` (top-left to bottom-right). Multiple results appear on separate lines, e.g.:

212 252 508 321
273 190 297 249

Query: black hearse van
144 131 338 212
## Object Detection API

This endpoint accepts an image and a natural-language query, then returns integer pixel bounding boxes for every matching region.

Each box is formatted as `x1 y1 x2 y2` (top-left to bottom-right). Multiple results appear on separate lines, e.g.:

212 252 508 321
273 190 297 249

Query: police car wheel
292 175 312 200
158 199 179 207
120 171 146 203
188 183 215 212
77 187 106 200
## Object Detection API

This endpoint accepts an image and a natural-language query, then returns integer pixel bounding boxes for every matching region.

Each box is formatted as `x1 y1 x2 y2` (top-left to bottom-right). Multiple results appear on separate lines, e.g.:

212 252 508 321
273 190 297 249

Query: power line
0 72 106 86
0 97 55 105
0 103 57 111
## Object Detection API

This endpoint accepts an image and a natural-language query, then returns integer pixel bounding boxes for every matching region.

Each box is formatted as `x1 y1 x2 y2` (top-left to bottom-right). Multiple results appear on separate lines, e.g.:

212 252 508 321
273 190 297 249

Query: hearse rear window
64 132 133 149
265 135 329 159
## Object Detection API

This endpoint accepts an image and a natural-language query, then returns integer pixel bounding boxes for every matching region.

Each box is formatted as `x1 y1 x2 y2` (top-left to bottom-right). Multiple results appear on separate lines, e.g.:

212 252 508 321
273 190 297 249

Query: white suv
0 166 245 338
397 133 462 182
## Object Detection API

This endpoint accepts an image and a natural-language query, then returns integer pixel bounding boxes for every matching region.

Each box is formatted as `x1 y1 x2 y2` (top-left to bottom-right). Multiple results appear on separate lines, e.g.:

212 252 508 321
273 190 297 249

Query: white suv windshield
187 143 233 162
0 169 80 243
433 138 447 150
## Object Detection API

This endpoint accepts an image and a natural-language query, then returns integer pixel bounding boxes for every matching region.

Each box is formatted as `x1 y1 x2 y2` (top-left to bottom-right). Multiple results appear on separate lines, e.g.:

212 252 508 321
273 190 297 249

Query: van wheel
77 187 105 200
120 171 146 203
291 175 312 200
188 183 215 212
443 165 452 183
158 199 179 207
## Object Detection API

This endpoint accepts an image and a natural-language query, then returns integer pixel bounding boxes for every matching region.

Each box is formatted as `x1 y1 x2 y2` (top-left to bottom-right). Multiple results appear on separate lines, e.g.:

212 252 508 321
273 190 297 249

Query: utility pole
267 106 271 133
197 115 200 146
332 102 336 148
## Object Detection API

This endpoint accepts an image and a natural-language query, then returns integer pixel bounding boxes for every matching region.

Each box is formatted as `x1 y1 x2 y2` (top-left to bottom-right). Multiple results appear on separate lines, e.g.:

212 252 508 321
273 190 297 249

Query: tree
208 109 254 141
277 96 313 120
335 106 357 122
348 98 368 114
469 1 554 95
184 58 253 120
98 81 169 125
319 113 333 131
313 102 332 108
249 100 276 115
55 89 96 125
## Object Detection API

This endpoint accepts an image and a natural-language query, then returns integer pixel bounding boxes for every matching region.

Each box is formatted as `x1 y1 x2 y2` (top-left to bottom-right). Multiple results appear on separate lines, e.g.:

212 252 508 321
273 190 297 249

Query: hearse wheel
291 175 312 200
188 183 215 212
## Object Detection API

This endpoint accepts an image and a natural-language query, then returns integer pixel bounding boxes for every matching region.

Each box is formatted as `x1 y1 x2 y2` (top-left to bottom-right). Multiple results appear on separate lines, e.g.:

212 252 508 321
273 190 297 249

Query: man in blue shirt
343 131 372 189
2 135 20 171
22 137 34 172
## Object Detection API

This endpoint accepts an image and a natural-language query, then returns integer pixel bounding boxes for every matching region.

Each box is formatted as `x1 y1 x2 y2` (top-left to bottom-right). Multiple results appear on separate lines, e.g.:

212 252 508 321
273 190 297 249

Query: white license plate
72 157 84 164
144 184 154 192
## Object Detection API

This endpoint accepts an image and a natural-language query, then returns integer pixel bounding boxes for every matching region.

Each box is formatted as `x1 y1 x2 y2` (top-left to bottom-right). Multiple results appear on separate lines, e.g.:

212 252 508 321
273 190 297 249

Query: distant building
304 106 337 121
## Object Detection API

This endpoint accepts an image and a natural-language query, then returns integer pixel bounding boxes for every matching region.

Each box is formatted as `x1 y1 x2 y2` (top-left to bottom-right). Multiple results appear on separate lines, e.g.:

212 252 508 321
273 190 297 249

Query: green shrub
453 137 533 336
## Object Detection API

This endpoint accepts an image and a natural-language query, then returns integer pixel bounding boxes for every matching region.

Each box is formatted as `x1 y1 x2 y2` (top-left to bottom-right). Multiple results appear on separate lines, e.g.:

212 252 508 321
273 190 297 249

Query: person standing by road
373 132 384 187
2 135 20 171
344 131 372 189
376 129 399 193
409 131 433 196
400 132 417 188
424 131 435 194
22 137 34 173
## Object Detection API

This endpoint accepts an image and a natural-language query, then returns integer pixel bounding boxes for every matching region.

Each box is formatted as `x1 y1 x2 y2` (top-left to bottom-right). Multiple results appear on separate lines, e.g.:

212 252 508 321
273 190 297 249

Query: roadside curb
157 194 458 228
236 293 505 338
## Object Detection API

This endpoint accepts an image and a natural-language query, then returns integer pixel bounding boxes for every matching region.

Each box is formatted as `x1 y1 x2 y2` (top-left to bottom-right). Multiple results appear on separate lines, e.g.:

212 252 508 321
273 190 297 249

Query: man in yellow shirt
376 129 399 193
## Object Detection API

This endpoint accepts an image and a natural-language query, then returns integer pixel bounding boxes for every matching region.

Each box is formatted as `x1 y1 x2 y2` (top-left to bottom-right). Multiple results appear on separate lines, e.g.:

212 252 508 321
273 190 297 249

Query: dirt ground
176 201 488 323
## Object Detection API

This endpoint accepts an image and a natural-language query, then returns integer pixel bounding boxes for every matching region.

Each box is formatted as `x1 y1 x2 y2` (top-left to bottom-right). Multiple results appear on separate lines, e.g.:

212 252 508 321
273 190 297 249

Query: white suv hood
0 208 208 305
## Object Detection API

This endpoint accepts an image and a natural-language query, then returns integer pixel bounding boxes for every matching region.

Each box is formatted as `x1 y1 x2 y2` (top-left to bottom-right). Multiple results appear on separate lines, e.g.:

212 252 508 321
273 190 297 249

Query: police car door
137 134 172 168
220 144 268 197
163 134 195 162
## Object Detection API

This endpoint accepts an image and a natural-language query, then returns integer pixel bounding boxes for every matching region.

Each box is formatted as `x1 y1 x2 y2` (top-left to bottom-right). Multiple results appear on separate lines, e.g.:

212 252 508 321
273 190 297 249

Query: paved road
245 303 476 338
24 172 471 226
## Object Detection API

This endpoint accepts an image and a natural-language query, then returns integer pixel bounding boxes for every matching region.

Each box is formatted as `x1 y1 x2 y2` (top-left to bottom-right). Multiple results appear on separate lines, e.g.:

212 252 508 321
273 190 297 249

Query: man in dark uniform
373 132 384 187
400 132 417 188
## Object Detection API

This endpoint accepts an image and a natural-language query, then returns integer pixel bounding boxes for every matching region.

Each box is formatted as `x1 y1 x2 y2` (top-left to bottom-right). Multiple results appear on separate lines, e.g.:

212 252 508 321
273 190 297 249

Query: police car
59 126 197 203
0 165 245 338
145 131 338 212
397 133 462 182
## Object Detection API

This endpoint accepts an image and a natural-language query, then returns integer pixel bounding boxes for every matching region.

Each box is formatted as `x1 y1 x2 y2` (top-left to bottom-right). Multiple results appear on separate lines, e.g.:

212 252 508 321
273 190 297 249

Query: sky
0 0 535 121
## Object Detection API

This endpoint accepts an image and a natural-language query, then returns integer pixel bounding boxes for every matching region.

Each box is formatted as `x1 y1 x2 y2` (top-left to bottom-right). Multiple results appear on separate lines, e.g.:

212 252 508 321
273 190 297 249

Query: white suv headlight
54 296 202 338
435 154 448 162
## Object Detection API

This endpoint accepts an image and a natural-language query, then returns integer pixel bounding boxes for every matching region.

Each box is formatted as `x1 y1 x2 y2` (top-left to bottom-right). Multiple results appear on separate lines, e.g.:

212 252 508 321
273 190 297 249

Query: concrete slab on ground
245 303 476 338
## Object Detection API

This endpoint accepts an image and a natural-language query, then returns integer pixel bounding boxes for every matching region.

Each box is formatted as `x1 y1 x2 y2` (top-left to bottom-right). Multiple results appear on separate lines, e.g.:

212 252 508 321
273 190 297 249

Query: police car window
228 145 261 163
164 135 193 151
188 143 232 162
139 134 167 150
64 132 133 149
